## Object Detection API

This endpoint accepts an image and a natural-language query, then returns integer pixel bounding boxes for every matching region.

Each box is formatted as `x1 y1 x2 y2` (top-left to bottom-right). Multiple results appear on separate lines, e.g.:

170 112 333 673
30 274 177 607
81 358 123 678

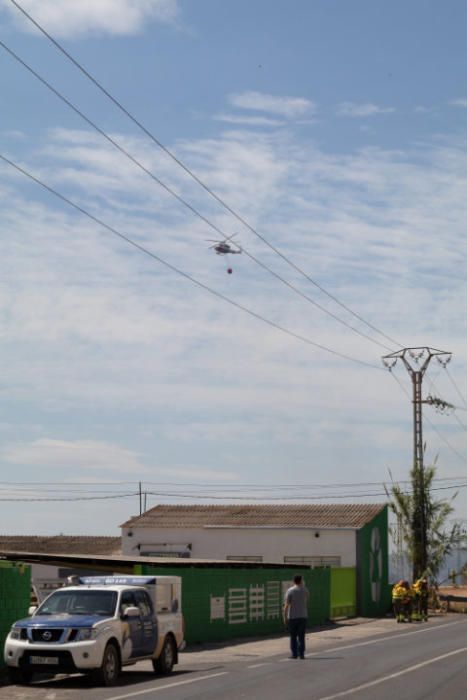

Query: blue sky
1 0 467 535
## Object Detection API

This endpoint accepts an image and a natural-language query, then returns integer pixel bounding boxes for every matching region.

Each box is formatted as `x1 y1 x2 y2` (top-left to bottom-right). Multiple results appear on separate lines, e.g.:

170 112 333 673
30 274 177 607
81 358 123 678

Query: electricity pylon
382 347 452 578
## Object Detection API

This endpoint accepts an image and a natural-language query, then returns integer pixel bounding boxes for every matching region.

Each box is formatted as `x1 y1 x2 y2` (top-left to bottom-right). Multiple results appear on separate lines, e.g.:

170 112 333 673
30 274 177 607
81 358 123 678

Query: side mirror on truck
122 606 140 619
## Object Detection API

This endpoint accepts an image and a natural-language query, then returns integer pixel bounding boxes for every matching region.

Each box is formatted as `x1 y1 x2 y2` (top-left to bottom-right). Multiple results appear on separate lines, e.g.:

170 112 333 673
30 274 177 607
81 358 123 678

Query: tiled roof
0 535 121 556
121 504 385 530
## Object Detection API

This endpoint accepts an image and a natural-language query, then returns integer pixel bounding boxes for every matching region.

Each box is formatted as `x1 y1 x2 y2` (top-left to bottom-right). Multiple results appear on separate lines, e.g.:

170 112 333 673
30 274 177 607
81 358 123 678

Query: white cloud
149 465 238 481
0 439 238 481
3 129 26 140
450 98 467 108
337 102 395 117
1 0 179 38
229 91 315 118
213 113 285 127
1 439 144 472
2 126 467 525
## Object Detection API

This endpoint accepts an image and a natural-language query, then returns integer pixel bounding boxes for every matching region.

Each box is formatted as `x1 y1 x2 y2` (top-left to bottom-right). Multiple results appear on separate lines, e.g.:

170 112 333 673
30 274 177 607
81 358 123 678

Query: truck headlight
75 628 98 642
9 627 22 640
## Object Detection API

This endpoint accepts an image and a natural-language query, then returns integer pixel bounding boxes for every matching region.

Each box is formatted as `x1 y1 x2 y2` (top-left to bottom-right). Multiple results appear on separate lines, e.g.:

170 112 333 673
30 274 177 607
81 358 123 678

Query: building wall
330 567 357 618
27 562 116 602
136 562 331 643
122 526 357 566
357 506 391 616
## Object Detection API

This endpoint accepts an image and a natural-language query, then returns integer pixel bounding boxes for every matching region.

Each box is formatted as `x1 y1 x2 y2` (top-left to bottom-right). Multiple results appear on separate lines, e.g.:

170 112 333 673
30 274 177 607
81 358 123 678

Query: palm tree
386 459 462 582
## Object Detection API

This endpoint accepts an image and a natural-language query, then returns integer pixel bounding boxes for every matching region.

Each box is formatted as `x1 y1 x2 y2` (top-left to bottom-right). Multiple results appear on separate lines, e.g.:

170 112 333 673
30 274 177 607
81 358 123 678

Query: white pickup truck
4 575 184 686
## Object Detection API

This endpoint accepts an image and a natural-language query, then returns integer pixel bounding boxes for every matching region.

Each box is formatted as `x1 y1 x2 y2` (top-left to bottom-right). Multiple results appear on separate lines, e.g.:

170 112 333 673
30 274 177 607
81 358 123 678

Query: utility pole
382 347 452 579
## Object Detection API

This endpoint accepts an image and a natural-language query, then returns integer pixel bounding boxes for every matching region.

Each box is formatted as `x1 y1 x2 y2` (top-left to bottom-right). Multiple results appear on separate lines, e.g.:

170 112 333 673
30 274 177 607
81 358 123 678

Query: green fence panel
308 567 331 627
356 505 391 617
330 567 356 618
0 563 31 667
136 564 330 644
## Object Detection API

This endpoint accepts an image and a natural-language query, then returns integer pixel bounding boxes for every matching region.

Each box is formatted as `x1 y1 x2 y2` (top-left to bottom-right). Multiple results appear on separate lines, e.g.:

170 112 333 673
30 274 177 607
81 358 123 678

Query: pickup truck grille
31 628 63 643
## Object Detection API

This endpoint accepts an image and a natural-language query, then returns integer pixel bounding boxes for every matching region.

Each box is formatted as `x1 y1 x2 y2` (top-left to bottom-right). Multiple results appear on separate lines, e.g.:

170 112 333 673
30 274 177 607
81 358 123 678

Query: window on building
226 555 263 562
284 556 341 568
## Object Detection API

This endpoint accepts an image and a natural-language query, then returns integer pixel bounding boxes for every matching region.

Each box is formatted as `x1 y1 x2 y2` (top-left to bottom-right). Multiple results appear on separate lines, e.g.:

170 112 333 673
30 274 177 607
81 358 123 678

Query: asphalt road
2 616 466 700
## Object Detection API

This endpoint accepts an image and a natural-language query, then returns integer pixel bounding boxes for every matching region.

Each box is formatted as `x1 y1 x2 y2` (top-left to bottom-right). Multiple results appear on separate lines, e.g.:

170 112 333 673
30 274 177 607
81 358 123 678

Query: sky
1 0 467 536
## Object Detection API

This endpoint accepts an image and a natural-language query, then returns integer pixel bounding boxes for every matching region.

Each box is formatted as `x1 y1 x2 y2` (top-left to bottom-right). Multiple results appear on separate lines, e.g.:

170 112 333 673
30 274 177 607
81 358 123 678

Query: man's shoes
289 655 298 659
300 655 305 659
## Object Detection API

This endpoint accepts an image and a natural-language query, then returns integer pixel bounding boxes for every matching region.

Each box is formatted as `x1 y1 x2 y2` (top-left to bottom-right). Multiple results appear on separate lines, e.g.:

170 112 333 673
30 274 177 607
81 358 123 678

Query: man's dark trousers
288 617 307 658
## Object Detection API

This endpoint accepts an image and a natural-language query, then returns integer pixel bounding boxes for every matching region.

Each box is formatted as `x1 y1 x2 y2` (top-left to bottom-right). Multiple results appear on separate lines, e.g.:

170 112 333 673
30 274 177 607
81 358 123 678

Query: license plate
29 656 59 665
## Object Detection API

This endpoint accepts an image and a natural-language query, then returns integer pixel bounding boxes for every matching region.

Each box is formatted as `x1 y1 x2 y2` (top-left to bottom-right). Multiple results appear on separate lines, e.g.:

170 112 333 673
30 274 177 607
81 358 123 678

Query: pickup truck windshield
36 589 118 616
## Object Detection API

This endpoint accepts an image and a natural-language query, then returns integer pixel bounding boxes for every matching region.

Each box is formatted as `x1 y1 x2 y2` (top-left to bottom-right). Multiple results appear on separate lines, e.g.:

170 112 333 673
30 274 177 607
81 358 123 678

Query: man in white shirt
283 574 309 659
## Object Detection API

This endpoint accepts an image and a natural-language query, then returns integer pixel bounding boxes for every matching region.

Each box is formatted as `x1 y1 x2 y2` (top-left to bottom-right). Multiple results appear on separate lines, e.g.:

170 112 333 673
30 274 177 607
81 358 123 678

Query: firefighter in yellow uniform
392 580 404 622
392 580 412 622
412 578 429 621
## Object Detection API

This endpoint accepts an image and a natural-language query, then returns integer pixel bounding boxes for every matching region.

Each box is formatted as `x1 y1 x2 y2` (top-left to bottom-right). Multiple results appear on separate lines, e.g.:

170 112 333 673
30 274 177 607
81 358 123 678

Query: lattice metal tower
382 347 452 578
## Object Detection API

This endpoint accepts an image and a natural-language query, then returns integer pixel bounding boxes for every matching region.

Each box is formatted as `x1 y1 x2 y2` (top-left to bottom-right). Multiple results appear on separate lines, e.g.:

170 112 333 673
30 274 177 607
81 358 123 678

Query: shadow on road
183 618 386 656
31 668 196 690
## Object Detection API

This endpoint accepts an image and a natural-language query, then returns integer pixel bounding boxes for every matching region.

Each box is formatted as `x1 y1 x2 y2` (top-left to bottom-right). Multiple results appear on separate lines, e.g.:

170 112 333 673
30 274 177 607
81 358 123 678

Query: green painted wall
330 567 356 618
0 563 31 667
356 506 391 617
136 564 330 644
308 567 331 628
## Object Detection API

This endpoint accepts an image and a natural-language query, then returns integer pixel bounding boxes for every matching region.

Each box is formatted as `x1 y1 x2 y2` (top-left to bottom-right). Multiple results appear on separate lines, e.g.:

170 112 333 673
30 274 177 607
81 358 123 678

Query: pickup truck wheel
153 636 175 674
7 668 33 685
94 642 121 686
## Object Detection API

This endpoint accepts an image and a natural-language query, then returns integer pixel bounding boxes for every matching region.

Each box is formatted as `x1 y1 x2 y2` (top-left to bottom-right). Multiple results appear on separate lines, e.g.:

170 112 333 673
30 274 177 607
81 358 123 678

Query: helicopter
206 233 242 256
206 234 242 273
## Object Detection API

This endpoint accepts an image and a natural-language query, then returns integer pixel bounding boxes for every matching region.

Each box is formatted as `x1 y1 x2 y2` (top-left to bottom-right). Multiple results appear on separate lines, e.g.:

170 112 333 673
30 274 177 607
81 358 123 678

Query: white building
0 535 121 600
121 504 386 567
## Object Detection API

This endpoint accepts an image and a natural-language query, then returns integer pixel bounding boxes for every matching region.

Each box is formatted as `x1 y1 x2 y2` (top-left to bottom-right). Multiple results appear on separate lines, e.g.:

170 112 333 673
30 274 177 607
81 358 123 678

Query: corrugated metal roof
121 504 385 530
0 536 121 556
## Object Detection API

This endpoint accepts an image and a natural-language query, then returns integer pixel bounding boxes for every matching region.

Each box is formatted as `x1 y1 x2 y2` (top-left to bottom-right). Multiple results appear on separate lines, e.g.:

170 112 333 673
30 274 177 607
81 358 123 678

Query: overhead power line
0 38 393 353
8 0 402 351
0 492 138 502
389 370 467 468
426 367 467 431
0 476 465 489
446 366 467 410
145 483 467 499
2 482 467 503
0 152 381 370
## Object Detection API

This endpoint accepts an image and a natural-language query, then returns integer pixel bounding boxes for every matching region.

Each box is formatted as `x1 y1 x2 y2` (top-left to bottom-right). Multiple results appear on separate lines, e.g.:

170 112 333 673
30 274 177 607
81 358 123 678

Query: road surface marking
317 645 467 700
106 671 229 700
247 662 273 668
311 619 465 656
